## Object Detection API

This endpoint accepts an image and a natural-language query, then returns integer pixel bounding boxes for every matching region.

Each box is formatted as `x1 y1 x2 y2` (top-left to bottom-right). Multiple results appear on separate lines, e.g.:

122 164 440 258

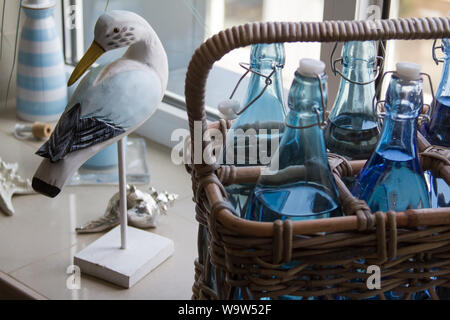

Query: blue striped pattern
17 97 68 116
20 27 58 42
23 7 54 19
18 51 65 67
16 6 66 120
17 73 66 90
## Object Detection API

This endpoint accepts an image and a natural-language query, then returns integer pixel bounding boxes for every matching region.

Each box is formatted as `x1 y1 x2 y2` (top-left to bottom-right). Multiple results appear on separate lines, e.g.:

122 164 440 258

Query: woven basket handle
185 17 450 175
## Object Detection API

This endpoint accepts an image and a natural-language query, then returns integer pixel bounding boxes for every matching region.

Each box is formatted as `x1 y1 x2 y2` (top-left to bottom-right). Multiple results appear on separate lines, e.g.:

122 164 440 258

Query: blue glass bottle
425 38 450 148
246 58 342 222
423 38 450 209
243 58 341 301
423 38 450 300
352 62 431 213
223 43 286 217
326 41 380 160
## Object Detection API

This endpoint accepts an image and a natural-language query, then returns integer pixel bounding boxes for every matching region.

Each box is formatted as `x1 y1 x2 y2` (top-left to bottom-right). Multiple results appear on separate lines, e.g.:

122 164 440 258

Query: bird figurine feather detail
32 10 168 198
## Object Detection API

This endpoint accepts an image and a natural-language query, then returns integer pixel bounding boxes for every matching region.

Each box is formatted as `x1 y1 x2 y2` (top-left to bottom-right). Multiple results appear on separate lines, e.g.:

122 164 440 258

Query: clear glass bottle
423 38 450 209
222 43 286 217
351 62 431 212
325 41 380 160
246 58 342 222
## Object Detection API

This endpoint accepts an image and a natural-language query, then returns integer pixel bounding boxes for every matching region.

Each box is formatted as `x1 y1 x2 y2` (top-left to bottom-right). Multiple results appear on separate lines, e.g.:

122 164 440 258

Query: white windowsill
0 104 197 300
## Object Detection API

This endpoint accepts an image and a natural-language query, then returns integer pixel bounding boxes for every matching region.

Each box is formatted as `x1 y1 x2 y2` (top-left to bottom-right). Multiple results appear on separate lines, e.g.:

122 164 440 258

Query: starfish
0 157 35 216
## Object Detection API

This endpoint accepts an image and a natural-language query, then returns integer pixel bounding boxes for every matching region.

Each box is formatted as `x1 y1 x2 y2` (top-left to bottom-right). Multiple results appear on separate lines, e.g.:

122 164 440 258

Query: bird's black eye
113 27 120 33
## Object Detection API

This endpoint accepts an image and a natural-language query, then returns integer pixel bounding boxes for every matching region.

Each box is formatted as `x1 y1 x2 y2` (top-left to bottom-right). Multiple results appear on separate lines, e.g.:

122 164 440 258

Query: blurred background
0 0 448 126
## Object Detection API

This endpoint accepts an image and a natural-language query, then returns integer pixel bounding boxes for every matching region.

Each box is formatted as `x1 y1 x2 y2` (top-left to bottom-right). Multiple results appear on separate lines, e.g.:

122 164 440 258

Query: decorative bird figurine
32 10 168 198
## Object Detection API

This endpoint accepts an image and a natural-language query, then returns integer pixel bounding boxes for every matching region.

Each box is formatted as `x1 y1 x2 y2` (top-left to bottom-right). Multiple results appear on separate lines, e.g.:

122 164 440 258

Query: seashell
76 185 178 233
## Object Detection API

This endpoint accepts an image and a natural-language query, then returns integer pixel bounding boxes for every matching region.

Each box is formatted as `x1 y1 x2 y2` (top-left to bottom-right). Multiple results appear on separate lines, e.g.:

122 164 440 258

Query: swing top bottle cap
297 59 326 78
395 62 421 81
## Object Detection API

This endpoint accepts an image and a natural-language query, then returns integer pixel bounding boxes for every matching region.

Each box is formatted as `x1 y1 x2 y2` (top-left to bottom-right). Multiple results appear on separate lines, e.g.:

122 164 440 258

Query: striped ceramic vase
17 0 67 122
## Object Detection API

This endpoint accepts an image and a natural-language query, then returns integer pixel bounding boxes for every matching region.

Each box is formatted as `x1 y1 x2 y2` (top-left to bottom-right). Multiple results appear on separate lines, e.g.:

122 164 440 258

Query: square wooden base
74 226 174 288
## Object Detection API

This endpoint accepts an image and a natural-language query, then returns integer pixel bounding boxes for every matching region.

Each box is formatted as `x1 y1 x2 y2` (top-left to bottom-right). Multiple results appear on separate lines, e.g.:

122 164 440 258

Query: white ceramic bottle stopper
396 62 421 81
297 58 326 77
218 99 240 120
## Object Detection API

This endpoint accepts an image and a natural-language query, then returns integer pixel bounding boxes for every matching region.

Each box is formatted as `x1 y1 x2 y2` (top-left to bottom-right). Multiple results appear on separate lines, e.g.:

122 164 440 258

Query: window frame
60 0 389 148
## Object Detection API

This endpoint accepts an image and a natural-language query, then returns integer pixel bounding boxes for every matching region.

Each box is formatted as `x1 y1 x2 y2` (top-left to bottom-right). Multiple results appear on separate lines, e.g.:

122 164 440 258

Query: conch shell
76 185 178 233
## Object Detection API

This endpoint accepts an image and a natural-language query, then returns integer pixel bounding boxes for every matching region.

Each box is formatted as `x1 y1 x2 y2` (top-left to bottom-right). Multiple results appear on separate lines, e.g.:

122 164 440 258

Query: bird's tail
32 158 66 198
33 135 122 198
33 147 93 197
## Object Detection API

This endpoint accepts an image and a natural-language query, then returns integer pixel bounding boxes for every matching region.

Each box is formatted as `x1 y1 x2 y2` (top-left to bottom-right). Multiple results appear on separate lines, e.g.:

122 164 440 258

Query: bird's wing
36 103 124 162
36 60 162 163
69 61 162 130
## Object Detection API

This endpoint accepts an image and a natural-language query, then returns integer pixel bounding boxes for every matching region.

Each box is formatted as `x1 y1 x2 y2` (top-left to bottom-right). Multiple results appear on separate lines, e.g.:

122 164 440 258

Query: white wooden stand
74 138 174 288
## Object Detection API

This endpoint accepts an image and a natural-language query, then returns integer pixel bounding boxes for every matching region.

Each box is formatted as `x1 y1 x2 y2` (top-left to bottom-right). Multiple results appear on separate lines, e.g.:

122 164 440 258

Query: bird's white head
94 10 147 52
68 10 155 86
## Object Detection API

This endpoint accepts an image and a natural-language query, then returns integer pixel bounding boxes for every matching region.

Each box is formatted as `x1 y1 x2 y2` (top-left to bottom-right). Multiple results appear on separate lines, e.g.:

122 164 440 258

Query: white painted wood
74 226 174 288
117 139 127 249
32 10 168 194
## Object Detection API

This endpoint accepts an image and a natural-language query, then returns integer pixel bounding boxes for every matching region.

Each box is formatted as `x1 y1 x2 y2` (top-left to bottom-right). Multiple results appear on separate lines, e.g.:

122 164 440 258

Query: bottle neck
426 52 450 147
243 62 284 105
377 76 423 158
328 61 376 121
286 72 326 128
436 55 450 98
341 60 375 83
340 40 376 85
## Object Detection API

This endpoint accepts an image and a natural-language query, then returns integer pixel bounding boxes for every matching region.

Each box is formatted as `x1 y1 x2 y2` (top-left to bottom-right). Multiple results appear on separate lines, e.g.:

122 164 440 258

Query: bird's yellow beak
67 41 105 86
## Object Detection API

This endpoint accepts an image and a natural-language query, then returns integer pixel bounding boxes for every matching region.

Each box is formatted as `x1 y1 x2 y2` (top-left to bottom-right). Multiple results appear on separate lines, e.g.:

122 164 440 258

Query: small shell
76 185 178 233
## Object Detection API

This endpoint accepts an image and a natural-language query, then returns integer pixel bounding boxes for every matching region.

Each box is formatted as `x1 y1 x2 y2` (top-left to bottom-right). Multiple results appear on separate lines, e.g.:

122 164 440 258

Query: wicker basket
184 18 450 300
